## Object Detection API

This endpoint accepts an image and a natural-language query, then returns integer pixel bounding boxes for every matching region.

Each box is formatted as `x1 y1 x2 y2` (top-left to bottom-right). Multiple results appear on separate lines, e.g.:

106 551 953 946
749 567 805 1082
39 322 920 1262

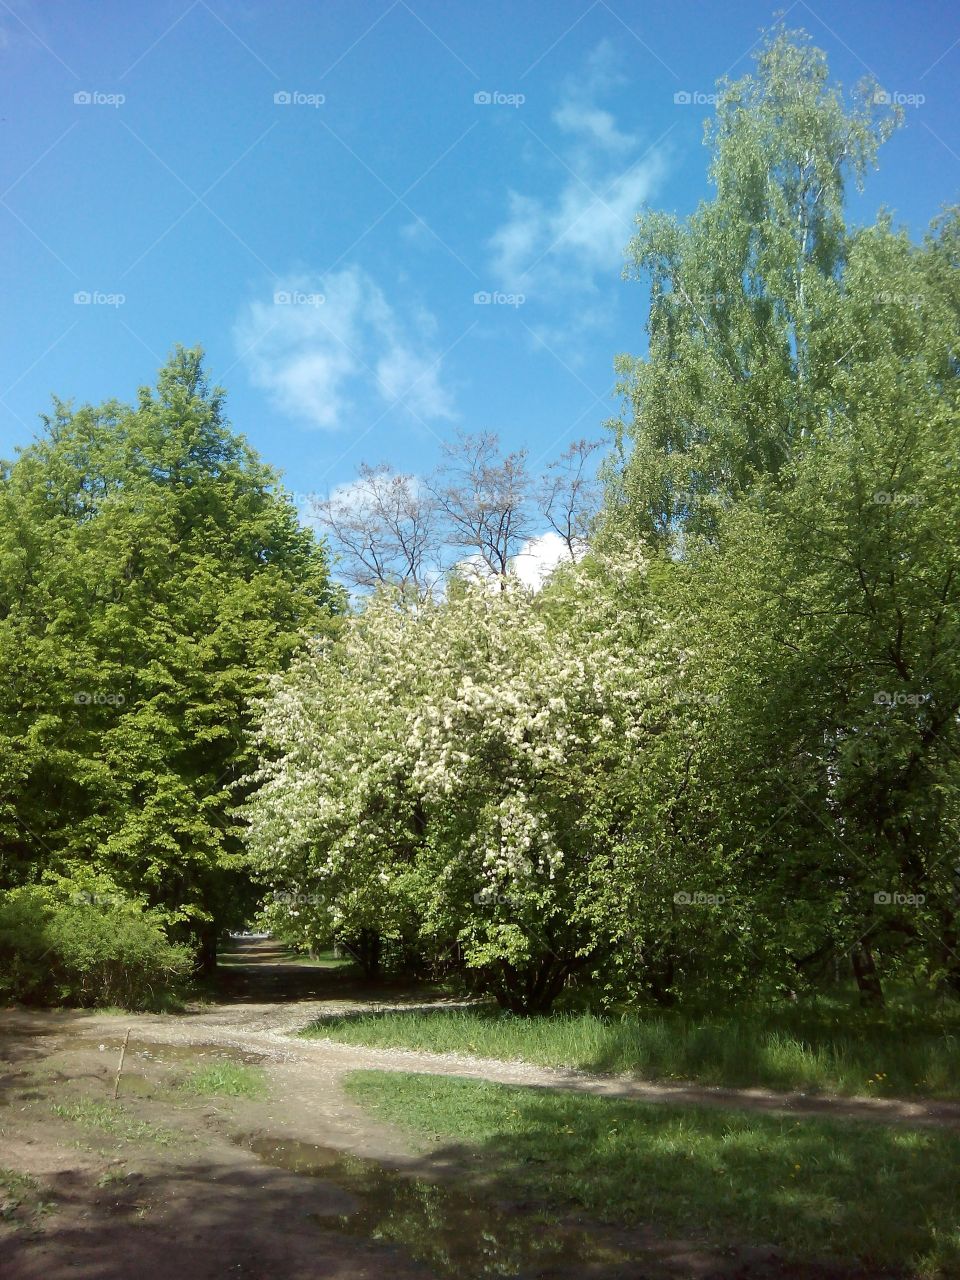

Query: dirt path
8 937 957 1134
0 939 952 1279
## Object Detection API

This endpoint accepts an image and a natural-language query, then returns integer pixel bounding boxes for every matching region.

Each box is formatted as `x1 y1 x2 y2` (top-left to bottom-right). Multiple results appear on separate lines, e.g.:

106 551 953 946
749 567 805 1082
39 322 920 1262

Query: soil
0 940 928 1279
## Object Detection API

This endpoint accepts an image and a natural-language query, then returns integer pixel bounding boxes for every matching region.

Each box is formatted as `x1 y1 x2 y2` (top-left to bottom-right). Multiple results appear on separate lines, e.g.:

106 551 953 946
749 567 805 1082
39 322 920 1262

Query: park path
6 936 959 1136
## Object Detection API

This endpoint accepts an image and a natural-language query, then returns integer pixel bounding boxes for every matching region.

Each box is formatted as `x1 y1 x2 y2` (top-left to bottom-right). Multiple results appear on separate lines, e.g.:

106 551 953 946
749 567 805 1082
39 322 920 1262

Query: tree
429 431 533 584
602 26 960 1003
606 24 902 546
244 546 683 1011
311 463 440 598
537 438 604 560
683 214 960 1004
0 347 338 964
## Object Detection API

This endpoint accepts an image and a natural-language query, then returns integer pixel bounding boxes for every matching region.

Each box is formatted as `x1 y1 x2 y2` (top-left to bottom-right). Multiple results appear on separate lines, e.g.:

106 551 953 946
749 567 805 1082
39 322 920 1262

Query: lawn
345 1069 960 1276
304 999 960 1099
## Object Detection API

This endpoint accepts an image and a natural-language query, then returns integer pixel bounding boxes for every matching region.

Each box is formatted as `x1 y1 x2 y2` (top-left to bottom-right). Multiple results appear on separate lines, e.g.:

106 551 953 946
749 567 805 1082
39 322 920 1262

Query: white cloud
233 266 455 430
488 41 668 300
512 531 571 591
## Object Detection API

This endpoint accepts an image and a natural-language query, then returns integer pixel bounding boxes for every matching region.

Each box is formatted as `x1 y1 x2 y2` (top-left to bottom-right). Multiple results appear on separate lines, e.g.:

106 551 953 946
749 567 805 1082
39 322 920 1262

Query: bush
0 874 192 1010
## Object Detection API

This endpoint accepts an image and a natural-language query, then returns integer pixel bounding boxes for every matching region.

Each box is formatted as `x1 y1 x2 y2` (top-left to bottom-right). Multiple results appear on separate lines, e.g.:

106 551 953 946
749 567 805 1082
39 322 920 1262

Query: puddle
236 1134 632 1278
131 1041 267 1067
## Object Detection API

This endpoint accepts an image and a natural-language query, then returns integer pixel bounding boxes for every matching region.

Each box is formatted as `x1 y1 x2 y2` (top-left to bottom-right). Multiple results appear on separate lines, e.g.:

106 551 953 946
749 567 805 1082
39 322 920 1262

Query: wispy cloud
488 40 668 301
233 265 455 430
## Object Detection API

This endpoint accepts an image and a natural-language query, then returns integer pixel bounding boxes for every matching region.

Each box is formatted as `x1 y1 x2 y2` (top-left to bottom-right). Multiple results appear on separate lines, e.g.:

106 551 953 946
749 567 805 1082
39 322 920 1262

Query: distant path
5 936 960 1134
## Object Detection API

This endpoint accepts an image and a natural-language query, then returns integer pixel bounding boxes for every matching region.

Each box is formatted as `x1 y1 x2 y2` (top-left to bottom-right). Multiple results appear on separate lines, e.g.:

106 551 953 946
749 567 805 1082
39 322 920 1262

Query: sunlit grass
53 1097 177 1144
177 1061 267 1098
304 999 960 1098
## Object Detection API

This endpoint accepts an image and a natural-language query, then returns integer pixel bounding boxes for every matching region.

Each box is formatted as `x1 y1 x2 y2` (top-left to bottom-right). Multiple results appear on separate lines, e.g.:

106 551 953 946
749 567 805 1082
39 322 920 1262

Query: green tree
245 548 686 1011
605 27 960 1003
0 347 338 963
607 24 901 544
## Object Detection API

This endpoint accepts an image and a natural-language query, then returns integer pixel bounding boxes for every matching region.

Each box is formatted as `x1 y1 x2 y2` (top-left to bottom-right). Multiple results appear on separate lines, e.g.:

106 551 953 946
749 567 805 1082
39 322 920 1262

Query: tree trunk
850 942 884 1007
342 929 382 979
192 920 218 975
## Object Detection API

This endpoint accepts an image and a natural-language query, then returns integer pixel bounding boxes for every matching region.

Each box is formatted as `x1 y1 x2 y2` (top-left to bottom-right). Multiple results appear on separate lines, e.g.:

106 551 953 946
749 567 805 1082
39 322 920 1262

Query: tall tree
537 438 604 560
429 431 533 584
607 24 902 545
0 347 338 962
602 26 960 1002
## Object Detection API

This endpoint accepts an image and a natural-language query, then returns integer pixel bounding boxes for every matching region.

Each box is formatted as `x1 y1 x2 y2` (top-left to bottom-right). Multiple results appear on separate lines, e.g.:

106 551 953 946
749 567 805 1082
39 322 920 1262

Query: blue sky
1 0 958 512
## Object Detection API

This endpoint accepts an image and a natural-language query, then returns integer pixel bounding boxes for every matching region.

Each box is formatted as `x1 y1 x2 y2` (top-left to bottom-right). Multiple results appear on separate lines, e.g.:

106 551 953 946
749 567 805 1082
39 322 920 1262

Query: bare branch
537 438 604 560
429 431 533 585
311 463 439 597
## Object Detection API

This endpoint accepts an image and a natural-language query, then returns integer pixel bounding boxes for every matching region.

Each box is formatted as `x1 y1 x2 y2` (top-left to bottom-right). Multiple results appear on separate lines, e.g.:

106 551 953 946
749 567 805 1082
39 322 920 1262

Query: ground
0 940 952 1279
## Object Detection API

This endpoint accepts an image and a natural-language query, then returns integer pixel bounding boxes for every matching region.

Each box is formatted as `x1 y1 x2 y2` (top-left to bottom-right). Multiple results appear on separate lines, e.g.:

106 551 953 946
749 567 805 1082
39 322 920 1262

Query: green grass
177 1061 267 1098
53 1097 177 1145
304 1000 960 1099
345 1069 960 1276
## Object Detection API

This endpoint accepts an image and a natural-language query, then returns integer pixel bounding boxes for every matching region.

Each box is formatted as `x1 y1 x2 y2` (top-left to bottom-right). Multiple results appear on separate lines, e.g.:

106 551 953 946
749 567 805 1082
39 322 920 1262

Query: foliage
245 545 686 1010
0 870 191 1008
607 23 903 542
0 347 339 955
603 25 960 1003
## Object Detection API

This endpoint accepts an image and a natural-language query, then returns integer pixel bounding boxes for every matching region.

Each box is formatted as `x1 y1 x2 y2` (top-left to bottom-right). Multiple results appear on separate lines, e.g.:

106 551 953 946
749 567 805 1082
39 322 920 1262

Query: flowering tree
244 545 684 1009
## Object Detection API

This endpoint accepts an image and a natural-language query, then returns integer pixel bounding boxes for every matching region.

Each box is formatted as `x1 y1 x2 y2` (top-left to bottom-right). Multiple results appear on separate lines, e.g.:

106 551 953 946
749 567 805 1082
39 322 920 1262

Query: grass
53 1097 177 1145
304 999 960 1099
177 1060 267 1098
345 1069 960 1276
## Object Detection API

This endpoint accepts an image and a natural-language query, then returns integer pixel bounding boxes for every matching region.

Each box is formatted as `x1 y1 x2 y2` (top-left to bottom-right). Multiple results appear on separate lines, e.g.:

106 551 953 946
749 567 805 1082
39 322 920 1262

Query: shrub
0 873 192 1009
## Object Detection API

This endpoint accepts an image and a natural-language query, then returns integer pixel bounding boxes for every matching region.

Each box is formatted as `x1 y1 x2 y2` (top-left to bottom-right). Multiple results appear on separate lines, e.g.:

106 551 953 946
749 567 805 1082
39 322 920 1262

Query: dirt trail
8 937 958 1133
0 939 952 1280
